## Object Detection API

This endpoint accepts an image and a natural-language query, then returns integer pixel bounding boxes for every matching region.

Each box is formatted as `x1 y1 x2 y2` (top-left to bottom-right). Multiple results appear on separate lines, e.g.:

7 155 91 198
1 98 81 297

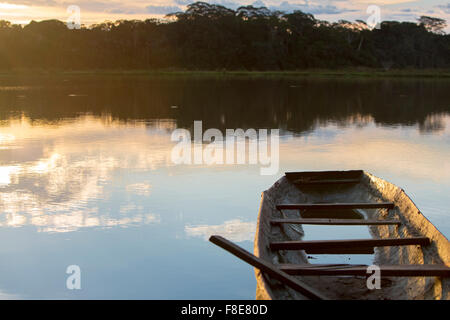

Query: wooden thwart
270 218 401 226
277 202 395 210
294 179 360 185
285 170 363 180
270 237 431 251
278 264 450 277
209 235 329 300
306 247 374 254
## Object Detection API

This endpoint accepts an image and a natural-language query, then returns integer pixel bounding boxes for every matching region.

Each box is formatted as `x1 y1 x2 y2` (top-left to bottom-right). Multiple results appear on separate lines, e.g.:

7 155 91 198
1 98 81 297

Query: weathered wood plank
285 170 364 179
270 218 401 226
276 202 395 210
293 179 361 185
209 235 328 300
305 247 374 254
278 264 450 277
270 237 431 251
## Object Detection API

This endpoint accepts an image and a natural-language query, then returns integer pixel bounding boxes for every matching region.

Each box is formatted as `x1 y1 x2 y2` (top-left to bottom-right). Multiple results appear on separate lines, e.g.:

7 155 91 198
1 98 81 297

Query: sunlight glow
0 133 15 142
0 166 20 186
0 3 28 10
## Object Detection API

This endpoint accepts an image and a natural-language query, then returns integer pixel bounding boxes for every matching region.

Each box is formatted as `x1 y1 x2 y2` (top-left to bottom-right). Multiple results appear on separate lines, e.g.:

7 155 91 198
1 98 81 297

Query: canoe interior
254 171 450 300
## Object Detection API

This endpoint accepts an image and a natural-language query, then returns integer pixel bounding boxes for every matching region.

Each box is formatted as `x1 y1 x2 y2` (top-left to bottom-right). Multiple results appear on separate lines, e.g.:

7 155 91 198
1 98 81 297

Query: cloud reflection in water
0 115 169 232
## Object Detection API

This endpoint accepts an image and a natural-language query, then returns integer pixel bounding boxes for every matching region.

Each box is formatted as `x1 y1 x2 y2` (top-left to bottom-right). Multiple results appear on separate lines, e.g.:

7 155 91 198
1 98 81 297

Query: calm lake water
0 75 449 299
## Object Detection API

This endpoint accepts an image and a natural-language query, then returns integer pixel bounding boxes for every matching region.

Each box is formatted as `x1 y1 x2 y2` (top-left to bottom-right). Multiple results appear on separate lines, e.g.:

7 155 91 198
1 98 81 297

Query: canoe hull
254 171 450 300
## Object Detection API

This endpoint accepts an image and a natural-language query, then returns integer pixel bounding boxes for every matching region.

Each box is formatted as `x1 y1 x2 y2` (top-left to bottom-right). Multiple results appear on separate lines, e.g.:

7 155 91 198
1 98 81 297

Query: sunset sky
0 0 449 30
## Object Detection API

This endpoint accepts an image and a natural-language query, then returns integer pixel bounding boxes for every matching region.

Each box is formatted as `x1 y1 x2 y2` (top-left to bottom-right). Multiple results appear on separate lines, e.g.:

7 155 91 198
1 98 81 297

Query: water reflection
1 113 448 235
1 76 449 134
280 119 450 183
0 76 448 299
185 219 256 242
0 115 168 233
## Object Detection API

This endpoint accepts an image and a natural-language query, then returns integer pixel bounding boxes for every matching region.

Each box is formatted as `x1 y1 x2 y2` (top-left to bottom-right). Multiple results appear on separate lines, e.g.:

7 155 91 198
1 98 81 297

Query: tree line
0 2 448 71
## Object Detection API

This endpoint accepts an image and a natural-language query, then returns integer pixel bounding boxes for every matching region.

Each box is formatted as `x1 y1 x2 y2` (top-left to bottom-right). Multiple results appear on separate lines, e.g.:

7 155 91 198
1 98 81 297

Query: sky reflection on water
0 77 449 299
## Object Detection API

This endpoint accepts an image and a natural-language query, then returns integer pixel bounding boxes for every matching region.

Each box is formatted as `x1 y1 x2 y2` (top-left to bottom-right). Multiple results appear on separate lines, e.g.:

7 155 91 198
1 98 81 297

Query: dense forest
0 2 449 71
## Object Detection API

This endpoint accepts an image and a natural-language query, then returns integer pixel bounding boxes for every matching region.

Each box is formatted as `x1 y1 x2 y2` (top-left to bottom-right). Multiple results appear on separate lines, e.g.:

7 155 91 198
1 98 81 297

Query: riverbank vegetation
0 2 448 71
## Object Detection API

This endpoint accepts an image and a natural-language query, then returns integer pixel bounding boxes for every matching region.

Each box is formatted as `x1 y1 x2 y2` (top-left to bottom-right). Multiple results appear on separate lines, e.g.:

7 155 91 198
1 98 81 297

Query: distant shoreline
1 69 450 79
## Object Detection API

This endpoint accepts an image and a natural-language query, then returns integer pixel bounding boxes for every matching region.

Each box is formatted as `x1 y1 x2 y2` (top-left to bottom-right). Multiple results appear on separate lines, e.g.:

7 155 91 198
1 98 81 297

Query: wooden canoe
254 170 450 300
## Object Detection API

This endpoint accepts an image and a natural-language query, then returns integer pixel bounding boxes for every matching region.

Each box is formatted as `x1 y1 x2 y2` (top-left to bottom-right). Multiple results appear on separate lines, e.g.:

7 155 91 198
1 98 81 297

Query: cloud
174 0 192 5
349 0 418 4
0 289 21 300
170 1 355 15
0 115 171 233
437 3 450 14
268 1 356 15
126 183 152 196
252 0 266 7
185 219 256 242
0 3 28 9
1 0 57 5
146 5 182 15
